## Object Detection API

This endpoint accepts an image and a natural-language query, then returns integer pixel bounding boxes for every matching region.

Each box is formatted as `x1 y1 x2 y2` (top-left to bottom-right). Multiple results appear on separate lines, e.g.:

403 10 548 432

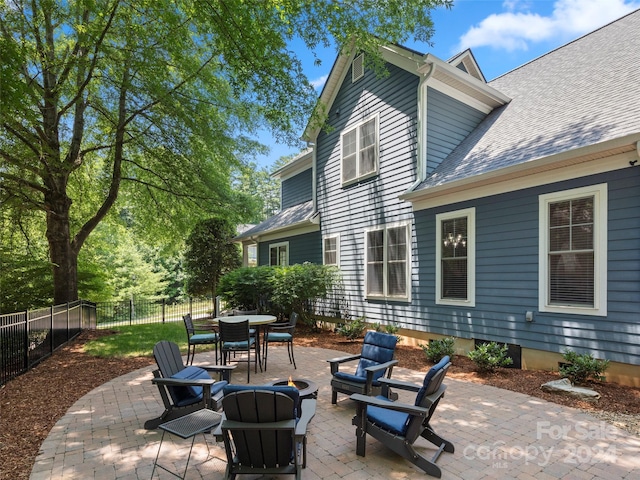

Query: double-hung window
365 222 410 300
323 235 340 266
539 184 607 316
269 242 289 266
436 208 475 306
341 115 379 185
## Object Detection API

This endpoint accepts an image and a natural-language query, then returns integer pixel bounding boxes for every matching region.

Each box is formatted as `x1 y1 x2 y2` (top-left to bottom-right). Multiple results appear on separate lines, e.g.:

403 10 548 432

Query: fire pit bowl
268 378 318 401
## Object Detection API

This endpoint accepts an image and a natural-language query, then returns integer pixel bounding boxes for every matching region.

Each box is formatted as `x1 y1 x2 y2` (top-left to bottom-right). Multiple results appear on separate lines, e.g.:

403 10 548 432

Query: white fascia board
423 53 511 106
271 149 313 180
255 221 320 243
402 133 640 210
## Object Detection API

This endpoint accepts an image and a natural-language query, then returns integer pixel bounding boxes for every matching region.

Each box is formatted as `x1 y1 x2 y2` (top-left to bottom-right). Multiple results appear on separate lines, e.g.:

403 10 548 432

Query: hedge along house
236 10 640 386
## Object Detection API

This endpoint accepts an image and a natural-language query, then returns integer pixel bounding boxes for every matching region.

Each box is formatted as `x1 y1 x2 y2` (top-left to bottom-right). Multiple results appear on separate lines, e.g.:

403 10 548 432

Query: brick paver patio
31 345 640 479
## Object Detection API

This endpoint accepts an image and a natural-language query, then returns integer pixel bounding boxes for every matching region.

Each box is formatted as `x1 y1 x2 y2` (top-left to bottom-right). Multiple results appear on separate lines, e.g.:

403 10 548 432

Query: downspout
407 61 437 192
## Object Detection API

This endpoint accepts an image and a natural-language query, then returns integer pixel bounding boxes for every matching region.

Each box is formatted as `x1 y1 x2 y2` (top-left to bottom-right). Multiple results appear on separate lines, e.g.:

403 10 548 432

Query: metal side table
151 409 222 479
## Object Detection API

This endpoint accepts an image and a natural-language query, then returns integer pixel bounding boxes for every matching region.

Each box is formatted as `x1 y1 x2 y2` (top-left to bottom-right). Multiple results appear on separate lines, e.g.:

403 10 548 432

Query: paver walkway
31 346 640 479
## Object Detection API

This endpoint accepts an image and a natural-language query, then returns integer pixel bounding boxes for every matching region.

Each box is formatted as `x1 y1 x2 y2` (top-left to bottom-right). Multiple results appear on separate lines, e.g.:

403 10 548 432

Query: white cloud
310 74 328 90
457 0 640 52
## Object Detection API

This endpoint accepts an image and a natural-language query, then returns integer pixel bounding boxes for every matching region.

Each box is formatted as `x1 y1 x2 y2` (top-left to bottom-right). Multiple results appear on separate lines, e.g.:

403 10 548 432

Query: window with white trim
539 184 607 316
341 115 379 185
365 223 410 300
436 208 475 306
323 235 340 266
269 242 289 266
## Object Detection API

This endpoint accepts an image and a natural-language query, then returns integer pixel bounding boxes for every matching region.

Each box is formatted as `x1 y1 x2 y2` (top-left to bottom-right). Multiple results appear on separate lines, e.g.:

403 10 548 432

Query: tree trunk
45 189 78 304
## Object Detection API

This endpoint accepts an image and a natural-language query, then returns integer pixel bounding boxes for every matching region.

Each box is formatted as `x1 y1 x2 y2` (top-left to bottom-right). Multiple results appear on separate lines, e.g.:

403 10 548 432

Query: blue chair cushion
190 333 218 344
168 366 228 407
222 338 255 349
415 355 450 406
333 371 370 385
367 396 411 435
353 331 397 384
266 332 292 341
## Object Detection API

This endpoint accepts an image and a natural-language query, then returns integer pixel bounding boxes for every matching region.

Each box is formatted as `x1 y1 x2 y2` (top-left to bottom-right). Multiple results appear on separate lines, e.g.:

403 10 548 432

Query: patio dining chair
327 330 398 404
263 312 298 370
183 313 219 365
350 355 454 478
219 318 260 382
144 340 234 429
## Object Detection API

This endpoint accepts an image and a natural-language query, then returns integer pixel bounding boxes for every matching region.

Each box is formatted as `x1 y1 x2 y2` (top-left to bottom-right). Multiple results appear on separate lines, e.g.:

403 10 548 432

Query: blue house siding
316 61 419 320
281 169 312 209
426 87 486 175
410 168 640 366
258 231 322 266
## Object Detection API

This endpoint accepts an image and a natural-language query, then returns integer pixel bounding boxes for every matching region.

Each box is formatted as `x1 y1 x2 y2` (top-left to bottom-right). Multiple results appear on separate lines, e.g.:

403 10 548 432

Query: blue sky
253 0 640 169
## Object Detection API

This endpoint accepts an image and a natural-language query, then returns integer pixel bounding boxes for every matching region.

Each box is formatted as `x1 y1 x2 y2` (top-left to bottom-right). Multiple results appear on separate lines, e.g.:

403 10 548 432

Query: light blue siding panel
281 169 312 209
426 87 486 174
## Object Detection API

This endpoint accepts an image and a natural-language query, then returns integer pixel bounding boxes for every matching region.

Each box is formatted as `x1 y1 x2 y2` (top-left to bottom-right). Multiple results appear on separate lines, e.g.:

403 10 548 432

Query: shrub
559 350 610 384
420 337 455 363
336 316 367 340
217 266 274 311
468 342 513 372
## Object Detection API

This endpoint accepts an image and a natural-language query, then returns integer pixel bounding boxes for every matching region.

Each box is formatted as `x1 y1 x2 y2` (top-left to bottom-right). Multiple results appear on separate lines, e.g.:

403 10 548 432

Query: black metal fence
0 300 96 386
96 297 215 328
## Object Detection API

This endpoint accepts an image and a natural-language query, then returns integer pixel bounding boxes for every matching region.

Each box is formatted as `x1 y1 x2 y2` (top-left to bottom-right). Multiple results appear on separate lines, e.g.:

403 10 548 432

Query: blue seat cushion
367 396 410 435
266 332 292 341
190 333 218 344
333 371 370 385
168 366 227 407
222 338 255 349
415 355 450 406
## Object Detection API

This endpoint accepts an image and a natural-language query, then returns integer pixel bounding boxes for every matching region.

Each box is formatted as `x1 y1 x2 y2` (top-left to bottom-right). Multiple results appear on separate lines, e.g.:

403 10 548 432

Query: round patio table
211 315 277 370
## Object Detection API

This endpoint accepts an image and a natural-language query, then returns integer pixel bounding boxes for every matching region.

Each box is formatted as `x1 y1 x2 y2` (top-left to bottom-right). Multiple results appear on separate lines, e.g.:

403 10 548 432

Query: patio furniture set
148 313 454 479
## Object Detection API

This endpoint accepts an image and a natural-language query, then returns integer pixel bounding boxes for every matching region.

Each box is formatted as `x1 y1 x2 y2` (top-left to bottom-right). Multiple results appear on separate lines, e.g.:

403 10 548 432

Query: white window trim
269 241 289 266
323 234 340 267
538 184 607 316
435 208 476 307
340 114 380 186
364 221 412 302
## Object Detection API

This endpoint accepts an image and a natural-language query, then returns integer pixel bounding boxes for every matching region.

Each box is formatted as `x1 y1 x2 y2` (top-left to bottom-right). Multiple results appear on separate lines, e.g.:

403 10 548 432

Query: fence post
66 302 70 342
24 310 30 372
50 305 54 356
129 299 133 326
189 296 193 317
162 299 166 324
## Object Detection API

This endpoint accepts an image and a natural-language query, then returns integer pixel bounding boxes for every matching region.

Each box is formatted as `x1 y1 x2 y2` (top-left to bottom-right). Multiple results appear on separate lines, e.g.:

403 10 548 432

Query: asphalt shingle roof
235 200 316 240
415 9 640 191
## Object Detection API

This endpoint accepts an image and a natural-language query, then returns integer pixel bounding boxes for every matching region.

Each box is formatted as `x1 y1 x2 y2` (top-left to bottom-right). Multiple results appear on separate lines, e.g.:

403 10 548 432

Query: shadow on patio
31 345 640 479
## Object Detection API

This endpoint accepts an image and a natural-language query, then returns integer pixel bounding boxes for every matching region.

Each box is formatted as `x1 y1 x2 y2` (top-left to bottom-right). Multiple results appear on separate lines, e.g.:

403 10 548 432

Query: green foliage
559 350 610 384
467 342 513 372
420 337 455 363
183 218 241 303
336 317 367 340
218 263 340 324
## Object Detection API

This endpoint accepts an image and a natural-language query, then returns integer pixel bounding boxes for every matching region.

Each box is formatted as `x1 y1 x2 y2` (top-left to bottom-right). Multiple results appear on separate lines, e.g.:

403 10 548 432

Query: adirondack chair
215 385 316 479
350 356 454 478
144 340 235 429
327 330 398 404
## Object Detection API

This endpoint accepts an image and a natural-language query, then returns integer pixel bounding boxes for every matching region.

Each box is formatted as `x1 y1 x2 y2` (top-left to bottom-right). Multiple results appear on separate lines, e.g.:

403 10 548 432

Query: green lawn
84 323 214 358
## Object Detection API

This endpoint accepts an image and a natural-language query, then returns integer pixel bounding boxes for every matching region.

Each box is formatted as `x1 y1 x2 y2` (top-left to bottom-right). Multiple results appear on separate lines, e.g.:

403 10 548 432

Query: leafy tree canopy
0 0 451 304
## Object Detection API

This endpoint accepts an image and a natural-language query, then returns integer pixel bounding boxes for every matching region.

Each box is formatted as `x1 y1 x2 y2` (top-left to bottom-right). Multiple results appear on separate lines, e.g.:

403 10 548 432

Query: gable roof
407 9 640 197
234 200 318 242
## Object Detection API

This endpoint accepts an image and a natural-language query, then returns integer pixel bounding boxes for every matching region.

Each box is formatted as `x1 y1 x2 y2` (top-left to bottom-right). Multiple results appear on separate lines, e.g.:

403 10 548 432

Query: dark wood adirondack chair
350 355 454 478
215 385 316 480
144 340 235 429
327 330 398 404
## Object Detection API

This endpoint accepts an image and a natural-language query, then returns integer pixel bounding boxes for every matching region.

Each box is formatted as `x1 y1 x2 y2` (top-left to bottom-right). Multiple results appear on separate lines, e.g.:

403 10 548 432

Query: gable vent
352 53 364 82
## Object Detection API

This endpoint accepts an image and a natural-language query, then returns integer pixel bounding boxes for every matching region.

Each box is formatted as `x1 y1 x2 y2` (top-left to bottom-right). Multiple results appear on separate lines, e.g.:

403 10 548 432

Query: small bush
559 350 610 384
420 337 455 363
468 342 513 372
336 317 367 340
